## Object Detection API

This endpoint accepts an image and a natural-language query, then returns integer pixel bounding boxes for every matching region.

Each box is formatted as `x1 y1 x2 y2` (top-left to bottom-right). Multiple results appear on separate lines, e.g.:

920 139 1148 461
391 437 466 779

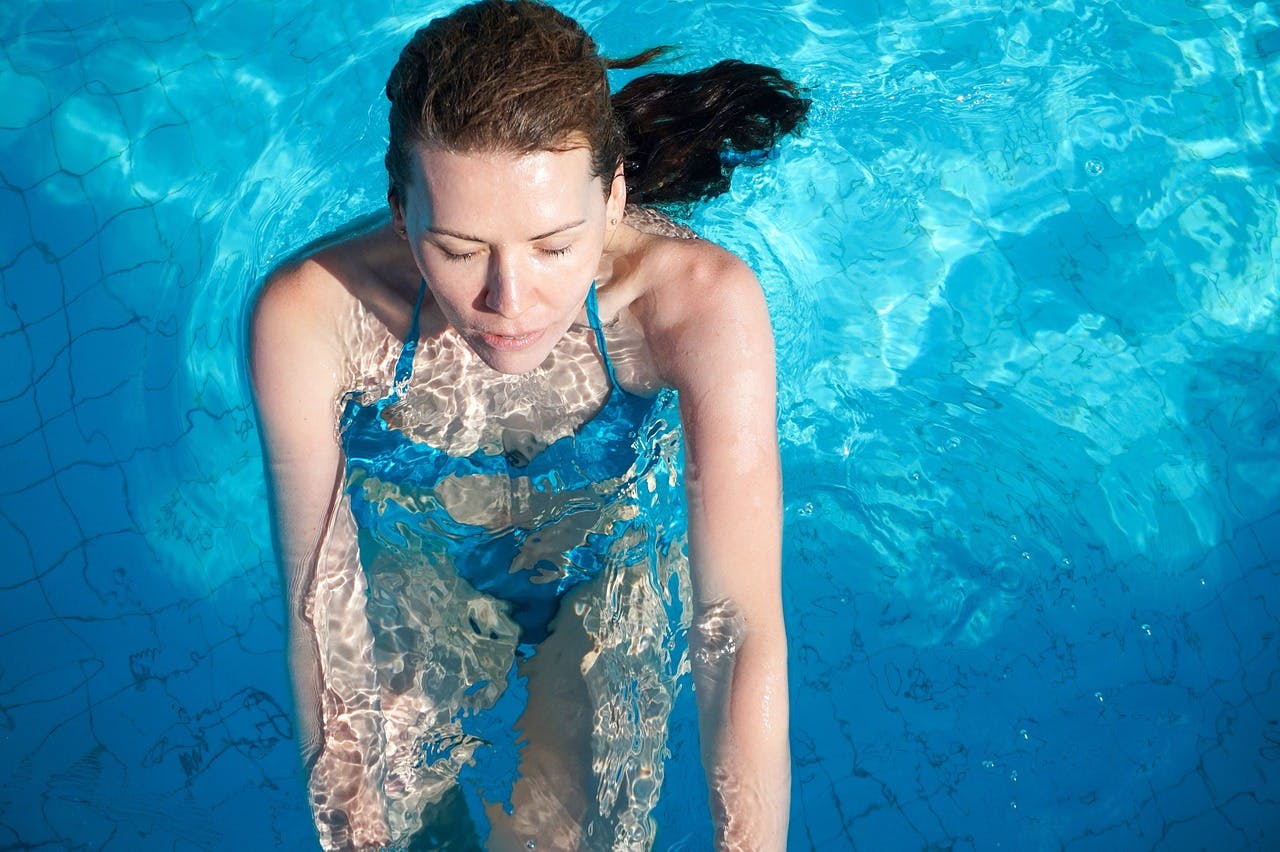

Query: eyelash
438 246 572 262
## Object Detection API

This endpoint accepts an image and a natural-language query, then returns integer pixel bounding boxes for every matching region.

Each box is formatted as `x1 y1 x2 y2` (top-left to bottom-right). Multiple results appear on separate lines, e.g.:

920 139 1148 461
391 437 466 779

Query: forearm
286 494 390 850
691 602 791 851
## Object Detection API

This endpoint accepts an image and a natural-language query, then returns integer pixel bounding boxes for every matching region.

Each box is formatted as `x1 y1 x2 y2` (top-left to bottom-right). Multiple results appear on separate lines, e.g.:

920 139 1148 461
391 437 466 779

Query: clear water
2 0 1278 848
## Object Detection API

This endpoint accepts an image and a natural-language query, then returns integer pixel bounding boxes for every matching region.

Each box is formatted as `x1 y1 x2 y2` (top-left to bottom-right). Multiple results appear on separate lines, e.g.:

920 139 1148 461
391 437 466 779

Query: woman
251 1 808 848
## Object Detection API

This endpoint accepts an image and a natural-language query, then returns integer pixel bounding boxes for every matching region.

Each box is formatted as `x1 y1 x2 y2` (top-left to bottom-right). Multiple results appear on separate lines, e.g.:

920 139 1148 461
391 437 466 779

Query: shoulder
634 236 774 393
250 222 401 398
251 221 413 370
254 255 346 322
248 257 351 453
252 217 412 344
250 254 350 375
253 212 390 323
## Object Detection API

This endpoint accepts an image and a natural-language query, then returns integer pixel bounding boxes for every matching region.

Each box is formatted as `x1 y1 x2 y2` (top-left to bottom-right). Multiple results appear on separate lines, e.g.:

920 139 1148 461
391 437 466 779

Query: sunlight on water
685 0 1280 653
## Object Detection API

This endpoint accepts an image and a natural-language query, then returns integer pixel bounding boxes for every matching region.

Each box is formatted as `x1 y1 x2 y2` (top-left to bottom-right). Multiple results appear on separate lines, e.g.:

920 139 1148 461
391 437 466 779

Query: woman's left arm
649 248 790 849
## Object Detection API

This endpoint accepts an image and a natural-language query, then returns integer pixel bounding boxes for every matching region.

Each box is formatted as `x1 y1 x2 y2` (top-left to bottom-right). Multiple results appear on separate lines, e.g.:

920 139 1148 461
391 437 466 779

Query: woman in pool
251 0 807 848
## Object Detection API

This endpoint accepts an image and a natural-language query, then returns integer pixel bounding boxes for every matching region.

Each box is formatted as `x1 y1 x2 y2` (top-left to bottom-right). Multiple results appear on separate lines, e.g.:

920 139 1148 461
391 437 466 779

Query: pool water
3 0 1278 848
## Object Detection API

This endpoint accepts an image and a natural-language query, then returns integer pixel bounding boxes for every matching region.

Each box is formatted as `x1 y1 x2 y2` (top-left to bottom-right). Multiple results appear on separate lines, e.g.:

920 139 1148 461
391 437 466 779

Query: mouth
476 327 546 352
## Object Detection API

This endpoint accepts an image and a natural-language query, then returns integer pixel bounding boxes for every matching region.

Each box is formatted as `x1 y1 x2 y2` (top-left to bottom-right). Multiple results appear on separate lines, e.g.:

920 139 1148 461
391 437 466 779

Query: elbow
690 597 788 679
691 598 747 669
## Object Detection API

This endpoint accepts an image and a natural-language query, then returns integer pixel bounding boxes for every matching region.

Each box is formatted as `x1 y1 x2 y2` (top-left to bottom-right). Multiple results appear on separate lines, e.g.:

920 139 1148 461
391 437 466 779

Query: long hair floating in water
611 56 810 205
384 0 809 209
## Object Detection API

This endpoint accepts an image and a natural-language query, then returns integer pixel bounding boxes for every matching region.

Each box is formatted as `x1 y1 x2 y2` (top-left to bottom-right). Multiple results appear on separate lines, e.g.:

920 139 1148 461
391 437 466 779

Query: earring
610 218 617 226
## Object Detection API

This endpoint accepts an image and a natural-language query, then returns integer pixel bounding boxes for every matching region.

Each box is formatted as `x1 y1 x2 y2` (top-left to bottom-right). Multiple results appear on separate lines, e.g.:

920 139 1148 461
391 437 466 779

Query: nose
484 249 530 318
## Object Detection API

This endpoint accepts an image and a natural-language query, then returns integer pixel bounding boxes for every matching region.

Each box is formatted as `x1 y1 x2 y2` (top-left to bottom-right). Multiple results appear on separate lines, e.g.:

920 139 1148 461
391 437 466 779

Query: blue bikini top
339 280 681 644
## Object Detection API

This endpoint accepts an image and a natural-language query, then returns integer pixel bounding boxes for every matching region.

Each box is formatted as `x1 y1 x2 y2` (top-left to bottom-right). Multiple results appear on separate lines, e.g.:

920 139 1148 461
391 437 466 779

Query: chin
469 339 556 375
481 354 547 375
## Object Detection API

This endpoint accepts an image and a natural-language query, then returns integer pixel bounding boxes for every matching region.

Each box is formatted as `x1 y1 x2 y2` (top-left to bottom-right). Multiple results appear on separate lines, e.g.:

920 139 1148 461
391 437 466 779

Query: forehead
409 145 599 224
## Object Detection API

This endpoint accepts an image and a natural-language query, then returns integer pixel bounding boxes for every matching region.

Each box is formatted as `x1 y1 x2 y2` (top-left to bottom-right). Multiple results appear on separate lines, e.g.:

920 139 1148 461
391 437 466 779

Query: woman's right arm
250 262 391 849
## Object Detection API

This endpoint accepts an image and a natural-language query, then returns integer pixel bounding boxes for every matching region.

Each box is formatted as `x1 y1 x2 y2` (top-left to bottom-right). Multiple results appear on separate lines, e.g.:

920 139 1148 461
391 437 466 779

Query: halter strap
390 278 428 397
585 282 621 390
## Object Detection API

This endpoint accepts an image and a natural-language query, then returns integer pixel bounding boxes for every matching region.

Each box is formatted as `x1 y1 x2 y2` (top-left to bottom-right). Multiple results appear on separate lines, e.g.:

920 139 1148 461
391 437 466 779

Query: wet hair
384 0 809 208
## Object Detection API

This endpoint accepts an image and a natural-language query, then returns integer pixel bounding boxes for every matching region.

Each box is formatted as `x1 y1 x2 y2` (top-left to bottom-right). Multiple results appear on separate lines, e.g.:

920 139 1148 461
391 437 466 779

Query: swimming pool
3 0 1277 847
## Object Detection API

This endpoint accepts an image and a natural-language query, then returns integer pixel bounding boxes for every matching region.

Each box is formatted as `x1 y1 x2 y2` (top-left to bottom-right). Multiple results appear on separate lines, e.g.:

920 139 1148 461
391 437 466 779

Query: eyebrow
428 219 587 243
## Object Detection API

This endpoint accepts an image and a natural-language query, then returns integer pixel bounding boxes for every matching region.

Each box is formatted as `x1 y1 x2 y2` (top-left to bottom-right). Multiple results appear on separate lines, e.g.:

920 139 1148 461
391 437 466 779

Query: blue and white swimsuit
339 280 685 645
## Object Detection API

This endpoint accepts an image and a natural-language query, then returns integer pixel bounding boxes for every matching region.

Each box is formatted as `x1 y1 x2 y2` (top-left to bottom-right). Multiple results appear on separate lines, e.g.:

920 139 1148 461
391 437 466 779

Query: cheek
551 255 602 308
420 264 484 313
560 231 607 279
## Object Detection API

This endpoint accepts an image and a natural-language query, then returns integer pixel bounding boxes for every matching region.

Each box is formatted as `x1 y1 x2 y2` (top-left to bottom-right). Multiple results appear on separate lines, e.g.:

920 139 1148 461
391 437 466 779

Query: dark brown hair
384 0 809 207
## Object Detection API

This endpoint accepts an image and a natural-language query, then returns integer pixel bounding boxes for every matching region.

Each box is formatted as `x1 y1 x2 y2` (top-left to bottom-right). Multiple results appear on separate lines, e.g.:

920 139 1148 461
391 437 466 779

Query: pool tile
38 404 122 471
94 203 162 279
0 67 52 131
27 170 99 260
3 245 65 325
50 461 135 540
82 37 162 96
67 320 145 402
114 0 195 44
50 87 130 177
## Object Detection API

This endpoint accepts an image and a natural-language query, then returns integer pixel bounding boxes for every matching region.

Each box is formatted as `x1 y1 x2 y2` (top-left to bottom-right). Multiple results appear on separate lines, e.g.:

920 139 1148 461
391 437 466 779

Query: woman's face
395 142 624 375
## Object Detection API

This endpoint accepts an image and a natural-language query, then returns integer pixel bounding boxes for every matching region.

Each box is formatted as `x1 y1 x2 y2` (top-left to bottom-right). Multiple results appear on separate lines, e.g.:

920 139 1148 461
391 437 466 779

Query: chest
380 324 617 460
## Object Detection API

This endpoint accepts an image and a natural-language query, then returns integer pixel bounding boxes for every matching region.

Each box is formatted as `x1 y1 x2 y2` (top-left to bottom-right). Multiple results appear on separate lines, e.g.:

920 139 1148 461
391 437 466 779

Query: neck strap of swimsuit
585 282 622 390
391 277 428 393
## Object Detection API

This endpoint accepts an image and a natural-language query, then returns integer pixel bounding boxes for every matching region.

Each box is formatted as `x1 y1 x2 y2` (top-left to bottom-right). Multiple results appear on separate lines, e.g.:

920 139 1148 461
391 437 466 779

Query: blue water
3 0 1278 848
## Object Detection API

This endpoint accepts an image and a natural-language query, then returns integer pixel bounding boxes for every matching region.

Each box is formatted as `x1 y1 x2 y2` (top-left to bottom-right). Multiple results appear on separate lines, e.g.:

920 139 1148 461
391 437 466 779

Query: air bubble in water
983 759 996 769
1085 159 1104 176
1141 623 1152 636
1010 769 1019 781
1094 691 1105 703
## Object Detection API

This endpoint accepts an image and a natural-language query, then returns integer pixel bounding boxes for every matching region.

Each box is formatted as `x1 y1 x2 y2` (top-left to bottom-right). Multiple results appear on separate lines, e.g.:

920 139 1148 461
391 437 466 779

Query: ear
389 188 407 236
605 162 627 223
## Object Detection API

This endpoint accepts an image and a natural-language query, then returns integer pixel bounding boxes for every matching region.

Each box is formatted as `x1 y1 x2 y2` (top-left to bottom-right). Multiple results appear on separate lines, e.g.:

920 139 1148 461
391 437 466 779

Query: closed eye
539 245 572 257
438 246 478 262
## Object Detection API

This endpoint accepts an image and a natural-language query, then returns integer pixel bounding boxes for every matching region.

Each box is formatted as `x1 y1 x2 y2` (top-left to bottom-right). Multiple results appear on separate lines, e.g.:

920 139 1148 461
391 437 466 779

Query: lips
476 327 546 351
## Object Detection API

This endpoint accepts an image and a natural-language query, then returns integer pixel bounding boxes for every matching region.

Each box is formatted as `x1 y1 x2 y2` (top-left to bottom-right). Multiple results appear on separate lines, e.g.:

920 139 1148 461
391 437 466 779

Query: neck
595 221 640 293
